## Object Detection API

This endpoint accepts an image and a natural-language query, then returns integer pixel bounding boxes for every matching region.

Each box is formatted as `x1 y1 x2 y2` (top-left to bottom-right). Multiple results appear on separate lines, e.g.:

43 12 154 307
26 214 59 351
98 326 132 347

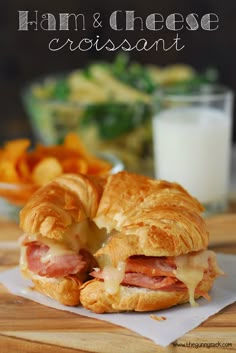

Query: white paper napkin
0 253 235 347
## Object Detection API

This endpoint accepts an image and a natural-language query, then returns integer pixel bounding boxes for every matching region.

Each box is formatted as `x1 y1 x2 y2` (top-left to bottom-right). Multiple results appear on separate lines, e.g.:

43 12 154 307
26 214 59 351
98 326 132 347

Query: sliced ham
91 270 185 291
90 254 212 295
126 255 176 277
122 272 180 290
26 241 97 278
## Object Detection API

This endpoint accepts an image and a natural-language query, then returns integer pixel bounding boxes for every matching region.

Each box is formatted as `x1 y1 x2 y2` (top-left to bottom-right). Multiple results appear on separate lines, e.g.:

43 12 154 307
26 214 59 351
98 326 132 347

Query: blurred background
0 0 235 143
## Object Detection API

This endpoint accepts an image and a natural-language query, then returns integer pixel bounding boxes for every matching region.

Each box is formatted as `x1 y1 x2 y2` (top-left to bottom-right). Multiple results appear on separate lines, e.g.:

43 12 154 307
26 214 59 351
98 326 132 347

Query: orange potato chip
0 161 19 182
16 156 32 182
86 157 112 175
3 139 30 162
64 132 90 157
61 157 88 174
32 157 63 186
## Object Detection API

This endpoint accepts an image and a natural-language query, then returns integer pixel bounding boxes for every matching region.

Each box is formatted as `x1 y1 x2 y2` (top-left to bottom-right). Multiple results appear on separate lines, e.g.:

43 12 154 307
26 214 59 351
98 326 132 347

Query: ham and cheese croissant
19 170 222 311
19 173 106 306
80 172 223 313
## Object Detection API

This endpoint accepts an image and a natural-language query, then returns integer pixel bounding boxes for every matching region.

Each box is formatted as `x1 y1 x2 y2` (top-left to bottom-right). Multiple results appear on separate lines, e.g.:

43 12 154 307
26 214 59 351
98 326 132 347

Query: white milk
152 106 232 204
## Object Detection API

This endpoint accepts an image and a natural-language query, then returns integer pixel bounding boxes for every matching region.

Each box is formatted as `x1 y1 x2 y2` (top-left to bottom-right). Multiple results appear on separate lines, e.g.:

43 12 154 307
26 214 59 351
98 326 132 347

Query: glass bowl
22 75 154 176
0 183 34 222
0 199 21 222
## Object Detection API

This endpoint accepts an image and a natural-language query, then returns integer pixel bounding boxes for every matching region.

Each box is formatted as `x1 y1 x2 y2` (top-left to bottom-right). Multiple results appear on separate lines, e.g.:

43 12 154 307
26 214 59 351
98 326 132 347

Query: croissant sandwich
19 173 106 306
80 172 223 313
19 171 223 311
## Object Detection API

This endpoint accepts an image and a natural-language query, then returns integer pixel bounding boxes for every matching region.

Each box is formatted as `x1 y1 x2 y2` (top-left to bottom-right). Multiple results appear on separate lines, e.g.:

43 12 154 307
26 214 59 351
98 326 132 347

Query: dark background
1 0 236 143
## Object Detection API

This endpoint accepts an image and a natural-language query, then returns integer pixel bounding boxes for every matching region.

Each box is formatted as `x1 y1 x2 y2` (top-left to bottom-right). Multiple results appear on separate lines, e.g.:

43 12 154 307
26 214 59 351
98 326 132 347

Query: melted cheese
103 262 126 295
63 221 89 253
19 245 27 273
22 219 107 265
40 238 75 263
175 250 214 306
63 219 107 254
39 219 100 263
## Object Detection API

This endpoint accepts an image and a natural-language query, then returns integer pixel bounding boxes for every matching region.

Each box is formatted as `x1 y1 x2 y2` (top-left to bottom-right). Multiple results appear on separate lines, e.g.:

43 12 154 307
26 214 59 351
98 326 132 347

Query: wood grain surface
0 213 235 353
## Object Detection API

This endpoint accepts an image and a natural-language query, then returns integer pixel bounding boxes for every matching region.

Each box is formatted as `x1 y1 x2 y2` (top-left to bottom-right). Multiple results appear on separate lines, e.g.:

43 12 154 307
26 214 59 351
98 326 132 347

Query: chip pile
0 133 111 205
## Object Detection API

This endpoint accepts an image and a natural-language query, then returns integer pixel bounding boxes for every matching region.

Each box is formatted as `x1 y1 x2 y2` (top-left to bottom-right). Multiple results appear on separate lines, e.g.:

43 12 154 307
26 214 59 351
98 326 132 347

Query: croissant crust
80 274 216 313
21 268 82 306
94 172 209 263
20 173 105 240
19 171 214 311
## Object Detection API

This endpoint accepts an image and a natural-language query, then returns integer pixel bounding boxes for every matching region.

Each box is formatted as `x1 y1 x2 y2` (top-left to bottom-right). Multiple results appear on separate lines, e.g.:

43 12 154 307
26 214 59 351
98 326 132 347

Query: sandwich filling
90 250 223 306
20 219 106 281
24 241 96 279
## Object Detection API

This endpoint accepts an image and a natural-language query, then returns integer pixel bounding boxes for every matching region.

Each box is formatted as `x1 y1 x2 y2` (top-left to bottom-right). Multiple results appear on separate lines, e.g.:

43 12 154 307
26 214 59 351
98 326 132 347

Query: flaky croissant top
20 171 209 258
20 173 105 240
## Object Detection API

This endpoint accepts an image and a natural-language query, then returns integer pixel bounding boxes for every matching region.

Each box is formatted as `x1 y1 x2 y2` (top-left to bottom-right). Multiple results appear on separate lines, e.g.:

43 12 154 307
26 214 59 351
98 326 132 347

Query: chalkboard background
0 0 235 142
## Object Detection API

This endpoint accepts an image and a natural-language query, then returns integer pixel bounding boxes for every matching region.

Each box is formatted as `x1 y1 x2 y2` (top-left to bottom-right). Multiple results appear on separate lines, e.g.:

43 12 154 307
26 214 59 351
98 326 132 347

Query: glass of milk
152 85 234 215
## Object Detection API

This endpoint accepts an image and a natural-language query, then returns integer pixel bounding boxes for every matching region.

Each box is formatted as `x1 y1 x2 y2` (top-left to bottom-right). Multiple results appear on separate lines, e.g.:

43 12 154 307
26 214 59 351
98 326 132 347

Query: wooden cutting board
0 215 235 353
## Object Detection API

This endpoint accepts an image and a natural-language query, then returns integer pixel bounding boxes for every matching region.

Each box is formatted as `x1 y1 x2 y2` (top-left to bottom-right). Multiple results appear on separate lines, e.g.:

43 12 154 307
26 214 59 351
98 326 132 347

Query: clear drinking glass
152 84 234 215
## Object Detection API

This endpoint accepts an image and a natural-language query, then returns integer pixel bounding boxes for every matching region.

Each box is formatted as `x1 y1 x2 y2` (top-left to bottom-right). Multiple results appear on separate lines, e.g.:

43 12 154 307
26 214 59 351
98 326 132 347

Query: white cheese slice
103 262 126 295
174 250 215 306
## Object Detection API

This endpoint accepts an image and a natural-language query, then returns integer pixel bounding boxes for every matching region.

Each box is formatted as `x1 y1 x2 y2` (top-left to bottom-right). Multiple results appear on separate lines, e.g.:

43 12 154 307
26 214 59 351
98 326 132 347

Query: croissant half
80 172 223 312
19 171 223 310
19 173 106 306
